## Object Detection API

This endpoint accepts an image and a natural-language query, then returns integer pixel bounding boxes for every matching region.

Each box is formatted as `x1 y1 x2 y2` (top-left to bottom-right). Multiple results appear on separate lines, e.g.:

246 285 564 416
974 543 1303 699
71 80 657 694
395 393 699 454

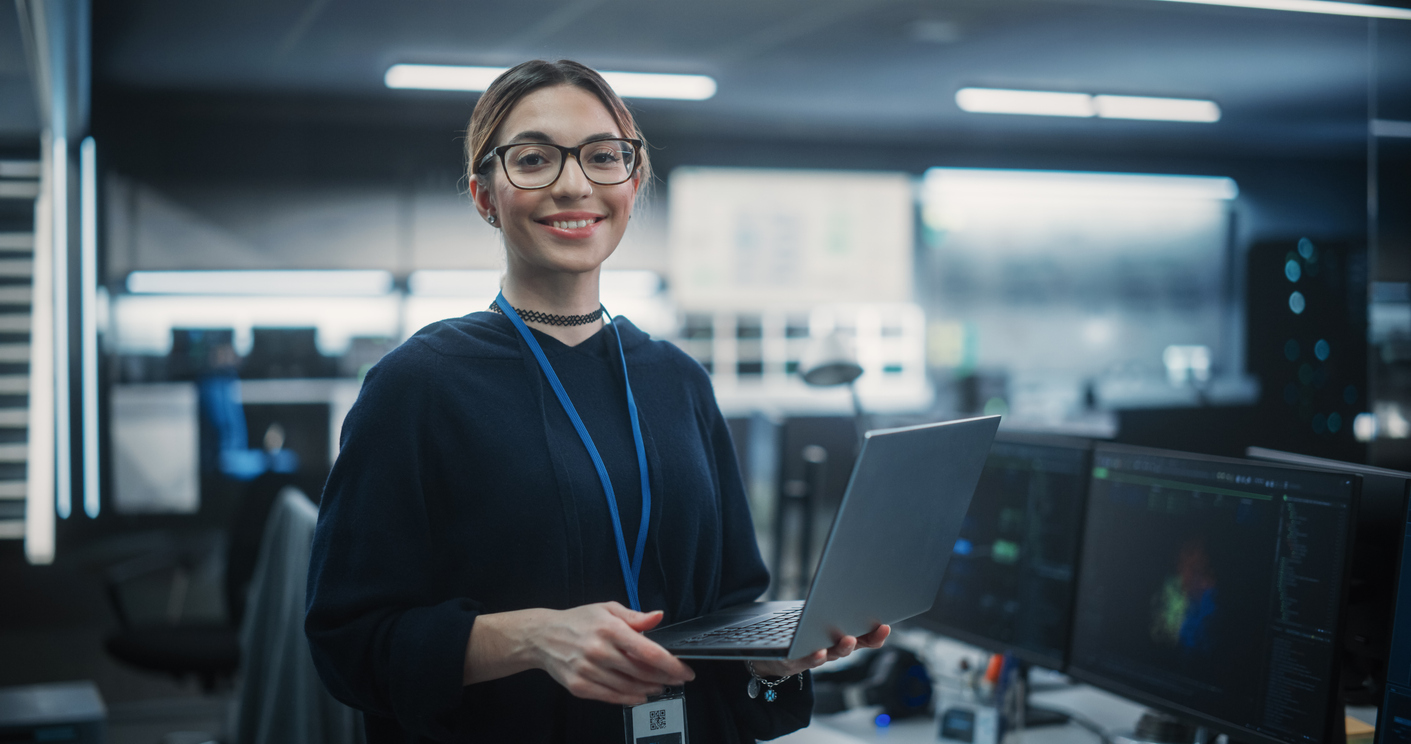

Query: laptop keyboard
674 607 803 648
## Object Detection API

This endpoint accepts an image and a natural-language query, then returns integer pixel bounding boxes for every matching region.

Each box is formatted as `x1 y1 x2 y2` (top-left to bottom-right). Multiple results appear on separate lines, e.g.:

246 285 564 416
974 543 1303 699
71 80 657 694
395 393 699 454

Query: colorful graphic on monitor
1151 540 1216 652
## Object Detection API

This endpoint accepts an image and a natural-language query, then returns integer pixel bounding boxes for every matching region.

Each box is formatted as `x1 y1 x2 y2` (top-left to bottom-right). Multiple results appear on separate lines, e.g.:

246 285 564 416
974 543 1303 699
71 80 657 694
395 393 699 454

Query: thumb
615 608 665 632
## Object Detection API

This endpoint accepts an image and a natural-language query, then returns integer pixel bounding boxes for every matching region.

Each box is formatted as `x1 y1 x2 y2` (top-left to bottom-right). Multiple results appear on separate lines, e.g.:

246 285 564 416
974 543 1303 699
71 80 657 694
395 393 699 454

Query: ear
626 171 643 213
469 173 498 228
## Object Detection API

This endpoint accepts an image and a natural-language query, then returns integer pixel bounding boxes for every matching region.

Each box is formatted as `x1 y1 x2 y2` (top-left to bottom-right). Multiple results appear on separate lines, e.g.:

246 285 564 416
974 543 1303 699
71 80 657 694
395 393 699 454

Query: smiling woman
304 59 887 744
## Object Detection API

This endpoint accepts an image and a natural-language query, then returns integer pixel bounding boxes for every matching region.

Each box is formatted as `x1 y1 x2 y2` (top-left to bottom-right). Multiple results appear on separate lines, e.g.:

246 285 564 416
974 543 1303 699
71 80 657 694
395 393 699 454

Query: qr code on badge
649 709 667 731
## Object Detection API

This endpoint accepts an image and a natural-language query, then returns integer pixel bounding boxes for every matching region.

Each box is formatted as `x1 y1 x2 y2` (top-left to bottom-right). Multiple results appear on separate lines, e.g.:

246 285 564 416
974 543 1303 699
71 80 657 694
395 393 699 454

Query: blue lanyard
496 292 652 612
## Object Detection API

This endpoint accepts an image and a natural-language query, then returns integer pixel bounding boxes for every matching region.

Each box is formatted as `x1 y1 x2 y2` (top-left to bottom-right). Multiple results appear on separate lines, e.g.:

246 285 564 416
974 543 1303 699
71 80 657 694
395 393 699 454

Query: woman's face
471 84 639 278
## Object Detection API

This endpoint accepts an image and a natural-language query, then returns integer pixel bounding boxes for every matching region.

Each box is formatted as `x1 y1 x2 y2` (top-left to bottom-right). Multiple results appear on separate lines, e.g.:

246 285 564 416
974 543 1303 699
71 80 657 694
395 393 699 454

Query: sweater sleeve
702 392 815 740
305 347 479 741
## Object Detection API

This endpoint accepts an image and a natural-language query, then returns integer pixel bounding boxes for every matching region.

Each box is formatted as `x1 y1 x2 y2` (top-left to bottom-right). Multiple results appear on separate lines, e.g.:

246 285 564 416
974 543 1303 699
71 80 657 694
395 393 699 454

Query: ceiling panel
92 0 1406 154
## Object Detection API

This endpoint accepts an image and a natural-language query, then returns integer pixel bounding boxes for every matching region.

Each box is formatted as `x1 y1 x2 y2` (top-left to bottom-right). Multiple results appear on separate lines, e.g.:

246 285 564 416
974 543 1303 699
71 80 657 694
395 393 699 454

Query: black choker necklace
489 301 605 327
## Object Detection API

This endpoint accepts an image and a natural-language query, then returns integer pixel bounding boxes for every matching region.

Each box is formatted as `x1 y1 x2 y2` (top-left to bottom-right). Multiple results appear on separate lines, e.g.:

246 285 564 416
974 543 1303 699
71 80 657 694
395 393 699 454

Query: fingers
597 604 694 683
562 666 662 706
579 663 668 705
759 649 826 677
617 632 695 683
825 635 858 662
857 624 890 648
586 604 694 685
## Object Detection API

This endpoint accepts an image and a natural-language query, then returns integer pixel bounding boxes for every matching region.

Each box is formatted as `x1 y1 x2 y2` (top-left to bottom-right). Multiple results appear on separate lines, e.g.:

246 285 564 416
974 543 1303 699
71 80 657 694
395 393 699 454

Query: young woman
305 59 887 743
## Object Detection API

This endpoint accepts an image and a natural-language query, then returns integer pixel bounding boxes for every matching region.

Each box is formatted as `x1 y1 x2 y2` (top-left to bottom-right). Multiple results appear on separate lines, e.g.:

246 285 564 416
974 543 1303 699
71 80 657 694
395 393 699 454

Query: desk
780 683 1381 744
779 683 1147 744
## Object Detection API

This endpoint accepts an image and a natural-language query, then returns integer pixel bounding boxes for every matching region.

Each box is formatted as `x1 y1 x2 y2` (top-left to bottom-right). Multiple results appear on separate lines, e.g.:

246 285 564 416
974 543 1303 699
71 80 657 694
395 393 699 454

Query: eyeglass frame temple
476 138 643 190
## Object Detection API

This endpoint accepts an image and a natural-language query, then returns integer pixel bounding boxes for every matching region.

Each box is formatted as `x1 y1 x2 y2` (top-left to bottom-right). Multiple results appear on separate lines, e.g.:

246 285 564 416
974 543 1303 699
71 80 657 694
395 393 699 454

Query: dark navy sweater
305 312 813 742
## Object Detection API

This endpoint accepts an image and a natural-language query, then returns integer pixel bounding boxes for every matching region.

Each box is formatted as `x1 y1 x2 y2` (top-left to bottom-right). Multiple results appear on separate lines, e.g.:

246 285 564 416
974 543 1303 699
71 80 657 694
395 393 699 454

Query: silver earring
487 215 496 224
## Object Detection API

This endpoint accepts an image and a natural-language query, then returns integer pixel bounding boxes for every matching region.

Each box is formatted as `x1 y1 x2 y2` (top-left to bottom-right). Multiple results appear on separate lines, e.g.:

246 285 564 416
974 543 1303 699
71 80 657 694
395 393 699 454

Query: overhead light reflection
385 64 717 100
955 88 1094 118
1093 95 1220 123
1151 0 1411 19
956 88 1220 123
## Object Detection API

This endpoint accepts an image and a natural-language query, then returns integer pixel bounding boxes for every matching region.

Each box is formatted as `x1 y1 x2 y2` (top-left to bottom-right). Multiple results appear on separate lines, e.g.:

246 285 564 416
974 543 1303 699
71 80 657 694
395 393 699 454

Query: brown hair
466 60 651 192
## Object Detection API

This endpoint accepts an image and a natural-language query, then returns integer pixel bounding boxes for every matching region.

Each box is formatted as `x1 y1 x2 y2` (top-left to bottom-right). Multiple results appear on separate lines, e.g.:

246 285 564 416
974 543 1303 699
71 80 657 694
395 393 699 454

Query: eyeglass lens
502 140 636 189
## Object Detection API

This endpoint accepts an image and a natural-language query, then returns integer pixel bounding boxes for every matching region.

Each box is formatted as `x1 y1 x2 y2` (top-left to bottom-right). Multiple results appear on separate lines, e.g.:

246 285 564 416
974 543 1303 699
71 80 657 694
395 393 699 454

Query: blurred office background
0 0 1408 741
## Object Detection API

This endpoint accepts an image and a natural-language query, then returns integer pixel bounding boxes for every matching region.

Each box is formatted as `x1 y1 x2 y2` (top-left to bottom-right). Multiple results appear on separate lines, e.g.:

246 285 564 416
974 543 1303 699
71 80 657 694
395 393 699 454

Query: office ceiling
92 0 1407 156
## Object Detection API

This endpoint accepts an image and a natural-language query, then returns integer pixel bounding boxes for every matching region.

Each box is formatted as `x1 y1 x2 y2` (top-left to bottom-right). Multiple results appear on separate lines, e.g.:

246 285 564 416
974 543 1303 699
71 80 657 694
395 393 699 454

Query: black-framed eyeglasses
477 137 643 190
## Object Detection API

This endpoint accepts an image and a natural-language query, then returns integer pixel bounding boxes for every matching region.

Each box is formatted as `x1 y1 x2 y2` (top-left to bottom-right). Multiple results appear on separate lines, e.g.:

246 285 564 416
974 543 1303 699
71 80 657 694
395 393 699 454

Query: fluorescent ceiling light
385 64 717 100
1094 95 1221 122
1151 0 1411 19
385 64 501 91
956 88 1094 117
1373 119 1411 138
957 88 1220 123
924 168 1239 201
126 271 394 296
597 71 716 101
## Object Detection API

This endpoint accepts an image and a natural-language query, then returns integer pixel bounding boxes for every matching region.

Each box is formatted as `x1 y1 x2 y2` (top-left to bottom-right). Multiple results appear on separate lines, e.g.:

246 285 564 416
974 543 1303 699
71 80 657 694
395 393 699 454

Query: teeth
551 219 591 229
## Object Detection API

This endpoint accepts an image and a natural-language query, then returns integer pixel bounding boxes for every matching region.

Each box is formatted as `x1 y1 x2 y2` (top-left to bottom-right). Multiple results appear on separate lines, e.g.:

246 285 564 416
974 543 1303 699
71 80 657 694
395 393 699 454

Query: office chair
103 473 296 690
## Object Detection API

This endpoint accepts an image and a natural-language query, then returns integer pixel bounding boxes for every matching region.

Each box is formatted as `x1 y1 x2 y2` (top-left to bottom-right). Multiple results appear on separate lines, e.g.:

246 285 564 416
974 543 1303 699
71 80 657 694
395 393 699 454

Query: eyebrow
505 131 620 145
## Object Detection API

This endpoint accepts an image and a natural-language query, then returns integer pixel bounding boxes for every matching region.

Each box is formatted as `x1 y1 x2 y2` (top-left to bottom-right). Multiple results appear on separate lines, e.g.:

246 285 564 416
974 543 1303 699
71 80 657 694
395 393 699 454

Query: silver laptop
646 415 1000 660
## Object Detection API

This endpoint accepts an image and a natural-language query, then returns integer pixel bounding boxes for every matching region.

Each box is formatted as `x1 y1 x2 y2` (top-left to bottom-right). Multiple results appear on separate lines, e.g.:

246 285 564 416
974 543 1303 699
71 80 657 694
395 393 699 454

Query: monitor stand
1023 704 1071 728
1010 661 1070 729
1116 711 1207 744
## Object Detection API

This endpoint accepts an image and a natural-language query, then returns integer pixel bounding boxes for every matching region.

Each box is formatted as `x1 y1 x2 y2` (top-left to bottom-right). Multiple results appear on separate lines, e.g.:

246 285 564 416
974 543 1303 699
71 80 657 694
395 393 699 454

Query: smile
551 219 593 229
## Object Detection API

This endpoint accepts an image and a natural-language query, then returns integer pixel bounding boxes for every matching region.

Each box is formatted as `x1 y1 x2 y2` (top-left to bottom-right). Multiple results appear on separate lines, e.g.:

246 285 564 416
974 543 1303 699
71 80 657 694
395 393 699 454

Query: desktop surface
1069 444 1357 744
917 434 1091 670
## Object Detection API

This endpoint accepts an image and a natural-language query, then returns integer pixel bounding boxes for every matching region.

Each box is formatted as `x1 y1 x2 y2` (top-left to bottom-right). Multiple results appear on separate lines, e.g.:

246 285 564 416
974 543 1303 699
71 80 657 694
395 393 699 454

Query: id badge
624 686 688 744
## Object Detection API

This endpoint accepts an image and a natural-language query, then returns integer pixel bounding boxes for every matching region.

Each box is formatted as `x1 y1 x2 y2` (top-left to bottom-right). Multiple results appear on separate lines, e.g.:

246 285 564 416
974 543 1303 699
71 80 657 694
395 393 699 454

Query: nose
551 154 594 199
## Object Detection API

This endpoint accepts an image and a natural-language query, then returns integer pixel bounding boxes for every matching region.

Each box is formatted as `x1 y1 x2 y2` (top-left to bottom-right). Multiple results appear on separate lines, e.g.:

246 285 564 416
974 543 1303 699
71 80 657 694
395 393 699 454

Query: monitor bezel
1067 442 1362 744
913 431 1093 672
1376 479 1411 744
1246 446 1411 480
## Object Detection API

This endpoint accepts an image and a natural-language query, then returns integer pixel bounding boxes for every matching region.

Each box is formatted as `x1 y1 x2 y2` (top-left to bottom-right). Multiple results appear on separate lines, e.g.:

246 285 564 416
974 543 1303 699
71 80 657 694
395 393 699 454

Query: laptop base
646 601 803 660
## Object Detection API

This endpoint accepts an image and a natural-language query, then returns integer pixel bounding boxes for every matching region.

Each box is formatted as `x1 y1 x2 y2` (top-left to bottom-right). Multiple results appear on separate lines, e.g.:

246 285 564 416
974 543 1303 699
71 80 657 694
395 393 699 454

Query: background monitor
1069 443 1359 744
914 432 1092 671
1248 447 1411 704
1378 484 1411 744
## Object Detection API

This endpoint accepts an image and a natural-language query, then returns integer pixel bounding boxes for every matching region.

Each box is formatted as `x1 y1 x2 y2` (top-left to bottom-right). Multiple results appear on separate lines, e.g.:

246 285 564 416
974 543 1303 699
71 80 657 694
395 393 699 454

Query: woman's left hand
748 624 891 678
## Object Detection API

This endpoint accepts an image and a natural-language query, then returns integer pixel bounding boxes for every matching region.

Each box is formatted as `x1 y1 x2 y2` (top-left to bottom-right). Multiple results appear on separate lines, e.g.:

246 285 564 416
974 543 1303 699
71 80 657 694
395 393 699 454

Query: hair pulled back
466 60 651 190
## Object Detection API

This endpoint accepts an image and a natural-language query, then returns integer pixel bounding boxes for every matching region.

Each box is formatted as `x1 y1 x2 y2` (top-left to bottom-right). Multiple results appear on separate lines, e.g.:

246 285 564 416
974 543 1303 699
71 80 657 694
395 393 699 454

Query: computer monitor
1379 486 1411 744
914 432 1091 672
169 327 236 380
1247 447 1410 705
1069 443 1360 744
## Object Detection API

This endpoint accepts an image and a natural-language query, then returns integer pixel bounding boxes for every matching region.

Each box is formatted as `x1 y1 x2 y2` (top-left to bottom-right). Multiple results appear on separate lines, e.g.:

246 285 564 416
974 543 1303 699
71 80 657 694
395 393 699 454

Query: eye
511 146 555 169
584 144 624 165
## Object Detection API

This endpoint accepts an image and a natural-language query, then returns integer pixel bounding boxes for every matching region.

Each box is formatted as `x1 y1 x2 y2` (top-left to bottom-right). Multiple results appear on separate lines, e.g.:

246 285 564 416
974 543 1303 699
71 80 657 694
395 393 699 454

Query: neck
500 261 604 347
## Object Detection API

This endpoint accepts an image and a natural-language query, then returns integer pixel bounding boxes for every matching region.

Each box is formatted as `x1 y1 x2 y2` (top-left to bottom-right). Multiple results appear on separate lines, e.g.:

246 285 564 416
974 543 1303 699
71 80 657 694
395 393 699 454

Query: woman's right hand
525 602 696 706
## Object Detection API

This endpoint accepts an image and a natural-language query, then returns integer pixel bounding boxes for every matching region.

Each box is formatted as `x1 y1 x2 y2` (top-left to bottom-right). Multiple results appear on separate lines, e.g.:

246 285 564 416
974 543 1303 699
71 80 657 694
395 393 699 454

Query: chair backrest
224 472 295 624
229 487 363 744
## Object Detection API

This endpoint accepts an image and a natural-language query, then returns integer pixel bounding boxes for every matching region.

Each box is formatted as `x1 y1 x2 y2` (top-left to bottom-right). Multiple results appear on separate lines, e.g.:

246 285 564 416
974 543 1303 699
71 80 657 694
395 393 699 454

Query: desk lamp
800 330 865 444
769 332 865 599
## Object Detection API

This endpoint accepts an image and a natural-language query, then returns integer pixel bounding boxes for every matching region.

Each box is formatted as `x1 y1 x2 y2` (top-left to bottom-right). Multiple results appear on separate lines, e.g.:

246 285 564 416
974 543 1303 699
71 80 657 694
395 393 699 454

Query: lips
534 212 605 238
